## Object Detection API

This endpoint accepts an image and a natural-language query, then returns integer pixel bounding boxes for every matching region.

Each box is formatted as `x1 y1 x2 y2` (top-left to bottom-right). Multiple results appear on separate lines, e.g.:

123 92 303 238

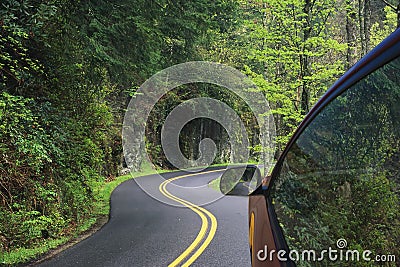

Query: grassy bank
0 162 167 266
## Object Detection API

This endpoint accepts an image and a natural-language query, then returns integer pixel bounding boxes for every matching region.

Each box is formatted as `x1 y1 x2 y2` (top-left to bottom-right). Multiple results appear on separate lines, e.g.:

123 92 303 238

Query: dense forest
0 0 399 264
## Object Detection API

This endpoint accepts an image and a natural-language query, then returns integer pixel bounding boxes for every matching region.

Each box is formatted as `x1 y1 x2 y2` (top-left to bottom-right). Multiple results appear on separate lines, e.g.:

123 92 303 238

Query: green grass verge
92 161 169 217
208 176 221 191
0 161 167 266
1 238 69 266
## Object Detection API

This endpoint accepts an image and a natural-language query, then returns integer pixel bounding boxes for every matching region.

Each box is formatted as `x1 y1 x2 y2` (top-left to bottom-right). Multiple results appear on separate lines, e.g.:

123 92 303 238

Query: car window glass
271 57 400 266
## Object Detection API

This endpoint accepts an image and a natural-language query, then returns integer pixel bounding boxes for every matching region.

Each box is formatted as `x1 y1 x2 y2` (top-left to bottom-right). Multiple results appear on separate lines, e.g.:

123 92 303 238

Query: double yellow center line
159 169 224 267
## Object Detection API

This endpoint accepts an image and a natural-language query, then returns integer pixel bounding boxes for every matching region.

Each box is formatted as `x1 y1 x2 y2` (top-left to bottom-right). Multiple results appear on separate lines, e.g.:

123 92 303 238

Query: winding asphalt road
37 168 251 266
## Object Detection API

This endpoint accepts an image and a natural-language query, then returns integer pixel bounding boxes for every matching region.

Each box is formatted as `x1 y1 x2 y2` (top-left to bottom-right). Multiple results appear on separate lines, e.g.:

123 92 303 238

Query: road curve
37 169 251 266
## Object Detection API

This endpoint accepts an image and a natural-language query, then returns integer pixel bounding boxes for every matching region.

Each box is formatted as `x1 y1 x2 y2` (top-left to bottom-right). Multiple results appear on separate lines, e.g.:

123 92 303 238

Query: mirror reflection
220 165 262 195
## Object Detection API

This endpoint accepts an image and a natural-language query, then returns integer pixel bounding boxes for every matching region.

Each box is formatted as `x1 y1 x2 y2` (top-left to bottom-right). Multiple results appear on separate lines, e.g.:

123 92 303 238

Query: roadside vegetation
0 162 166 265
1 0 399 265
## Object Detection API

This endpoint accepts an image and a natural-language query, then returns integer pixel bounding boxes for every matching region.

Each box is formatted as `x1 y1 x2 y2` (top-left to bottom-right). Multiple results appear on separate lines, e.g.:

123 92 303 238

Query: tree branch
380 0 397 11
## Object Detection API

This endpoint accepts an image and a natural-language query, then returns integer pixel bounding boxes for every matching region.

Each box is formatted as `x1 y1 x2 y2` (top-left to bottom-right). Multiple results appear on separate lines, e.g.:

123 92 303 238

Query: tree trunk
346 0 357 68
359 0 365 55
300 0 312 115
363 0 371 54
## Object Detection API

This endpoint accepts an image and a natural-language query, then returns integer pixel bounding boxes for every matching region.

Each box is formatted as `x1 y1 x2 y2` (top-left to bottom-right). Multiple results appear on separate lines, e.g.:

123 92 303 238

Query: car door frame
248 28 400 267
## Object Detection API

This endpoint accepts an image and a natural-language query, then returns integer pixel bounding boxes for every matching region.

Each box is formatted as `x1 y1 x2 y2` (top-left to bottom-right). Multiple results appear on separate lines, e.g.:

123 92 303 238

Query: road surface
37 168 251 266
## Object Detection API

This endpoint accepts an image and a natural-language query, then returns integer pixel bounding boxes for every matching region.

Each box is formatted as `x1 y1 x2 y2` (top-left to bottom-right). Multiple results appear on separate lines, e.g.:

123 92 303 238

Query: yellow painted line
160 180 208 266
160 170 222 266
158 169 224 266
182 206 217 267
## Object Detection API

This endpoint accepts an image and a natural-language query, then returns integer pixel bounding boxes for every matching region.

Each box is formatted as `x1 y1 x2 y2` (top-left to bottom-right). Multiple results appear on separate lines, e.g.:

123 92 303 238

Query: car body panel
248 195 280 267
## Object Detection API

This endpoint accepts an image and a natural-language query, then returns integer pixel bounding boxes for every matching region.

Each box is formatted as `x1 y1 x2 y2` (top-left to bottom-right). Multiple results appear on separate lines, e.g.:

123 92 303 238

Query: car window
270 56 400 266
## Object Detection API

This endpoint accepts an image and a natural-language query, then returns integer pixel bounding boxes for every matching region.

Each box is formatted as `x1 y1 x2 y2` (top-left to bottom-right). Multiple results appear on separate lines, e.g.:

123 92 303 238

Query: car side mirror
219 165 262 196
